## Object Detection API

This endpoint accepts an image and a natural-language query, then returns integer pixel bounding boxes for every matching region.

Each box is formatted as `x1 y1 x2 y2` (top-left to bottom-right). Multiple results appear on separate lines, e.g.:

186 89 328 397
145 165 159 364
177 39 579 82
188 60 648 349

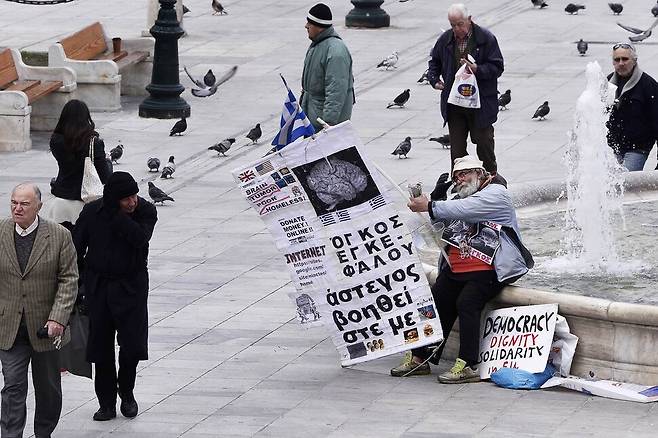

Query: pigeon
617 19 658 43
532 101 550 120
429 134 450 149
387 89 410 108
565 3 585 14
109 143 123 164
577 39 588 56
608 3 623 15
531 0 548 8
377 51 399 70
498 89 511 110
391 137 411 158
417 69 429 84
183 4 190 14
246 123 262 144
170 118 187 136
212 0 227 15
203 69 216 87
208 138 235 156
653 3 658 18
148 182 175 205
184 65 238 98
147 157 161 172
161 155 176 179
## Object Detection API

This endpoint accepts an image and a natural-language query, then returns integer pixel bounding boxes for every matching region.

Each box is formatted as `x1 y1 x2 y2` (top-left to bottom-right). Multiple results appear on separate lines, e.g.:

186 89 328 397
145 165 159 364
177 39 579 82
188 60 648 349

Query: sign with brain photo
232 121 442 366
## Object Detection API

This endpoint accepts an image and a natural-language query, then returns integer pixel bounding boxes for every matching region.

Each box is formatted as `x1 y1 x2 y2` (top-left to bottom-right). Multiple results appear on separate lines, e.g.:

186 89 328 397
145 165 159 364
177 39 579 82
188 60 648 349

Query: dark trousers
94 352 138 408
447 105 497 173
413 270 503 366
0 324 61 438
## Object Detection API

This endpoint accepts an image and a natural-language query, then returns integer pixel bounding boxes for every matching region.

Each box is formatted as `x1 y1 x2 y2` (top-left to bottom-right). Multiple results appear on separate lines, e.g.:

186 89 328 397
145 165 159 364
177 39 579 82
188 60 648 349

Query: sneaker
93 406 116 421
390 351 431 377
437 358 481 384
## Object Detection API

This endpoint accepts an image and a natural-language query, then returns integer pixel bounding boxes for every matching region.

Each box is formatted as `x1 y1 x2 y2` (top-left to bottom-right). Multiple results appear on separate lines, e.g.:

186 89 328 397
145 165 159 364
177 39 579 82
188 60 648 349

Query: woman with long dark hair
41 99 112 229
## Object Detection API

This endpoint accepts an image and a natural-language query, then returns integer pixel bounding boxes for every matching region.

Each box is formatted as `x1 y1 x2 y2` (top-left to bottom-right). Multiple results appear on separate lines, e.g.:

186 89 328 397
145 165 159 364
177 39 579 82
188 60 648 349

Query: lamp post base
345 0 390 28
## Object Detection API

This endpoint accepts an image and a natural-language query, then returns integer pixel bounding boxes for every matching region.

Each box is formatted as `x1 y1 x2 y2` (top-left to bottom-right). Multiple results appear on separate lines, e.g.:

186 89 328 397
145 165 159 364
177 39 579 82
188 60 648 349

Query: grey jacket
301 26 354 130
430 183 532 283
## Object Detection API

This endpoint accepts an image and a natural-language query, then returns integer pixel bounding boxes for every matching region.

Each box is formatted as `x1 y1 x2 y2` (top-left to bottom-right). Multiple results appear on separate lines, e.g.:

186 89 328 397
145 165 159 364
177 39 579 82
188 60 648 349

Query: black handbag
58 304 92 379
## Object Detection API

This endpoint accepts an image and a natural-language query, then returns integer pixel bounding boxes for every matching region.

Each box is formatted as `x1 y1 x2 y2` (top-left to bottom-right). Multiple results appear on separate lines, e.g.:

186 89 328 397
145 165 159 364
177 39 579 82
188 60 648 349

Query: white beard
456 177 479 198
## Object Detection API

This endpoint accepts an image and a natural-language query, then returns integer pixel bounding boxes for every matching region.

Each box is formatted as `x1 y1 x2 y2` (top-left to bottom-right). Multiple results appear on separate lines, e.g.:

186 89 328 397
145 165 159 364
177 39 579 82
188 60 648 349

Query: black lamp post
139 0 190 119
345 0 390 28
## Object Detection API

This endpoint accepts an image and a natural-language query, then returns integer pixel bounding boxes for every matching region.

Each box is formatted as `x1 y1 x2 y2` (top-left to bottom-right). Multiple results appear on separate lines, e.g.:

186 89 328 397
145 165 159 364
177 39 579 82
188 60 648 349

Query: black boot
93 406 116 421
120 392 138 418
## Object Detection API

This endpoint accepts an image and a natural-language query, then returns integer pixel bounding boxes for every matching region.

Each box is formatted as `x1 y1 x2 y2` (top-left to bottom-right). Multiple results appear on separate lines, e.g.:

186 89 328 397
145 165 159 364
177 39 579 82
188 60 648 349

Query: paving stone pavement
1 0 657 437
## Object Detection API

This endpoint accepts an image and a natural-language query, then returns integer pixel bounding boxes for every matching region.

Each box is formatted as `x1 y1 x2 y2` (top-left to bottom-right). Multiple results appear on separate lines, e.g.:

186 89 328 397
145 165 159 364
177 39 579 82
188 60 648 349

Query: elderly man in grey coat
390 156 533 383
301 2 355 131
0 183 78 438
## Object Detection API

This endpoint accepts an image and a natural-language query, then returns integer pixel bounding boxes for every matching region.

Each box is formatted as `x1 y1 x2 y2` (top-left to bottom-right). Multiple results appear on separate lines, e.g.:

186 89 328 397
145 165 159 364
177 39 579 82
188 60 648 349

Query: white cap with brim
452 156 484 176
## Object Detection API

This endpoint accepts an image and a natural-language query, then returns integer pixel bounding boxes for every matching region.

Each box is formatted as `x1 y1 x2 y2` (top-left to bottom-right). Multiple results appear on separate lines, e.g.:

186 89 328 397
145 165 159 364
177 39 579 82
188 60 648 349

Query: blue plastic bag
490 364 556 390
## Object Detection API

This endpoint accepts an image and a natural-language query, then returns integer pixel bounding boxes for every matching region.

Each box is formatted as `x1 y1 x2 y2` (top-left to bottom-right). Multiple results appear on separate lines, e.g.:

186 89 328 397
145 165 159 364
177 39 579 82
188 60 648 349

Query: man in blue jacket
301 3 355 131
390 156 533 383
427 4 504 174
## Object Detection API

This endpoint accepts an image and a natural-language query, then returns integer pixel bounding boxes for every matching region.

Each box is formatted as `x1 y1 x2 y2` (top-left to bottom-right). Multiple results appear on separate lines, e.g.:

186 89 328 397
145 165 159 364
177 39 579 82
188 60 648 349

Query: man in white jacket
391 156 532 383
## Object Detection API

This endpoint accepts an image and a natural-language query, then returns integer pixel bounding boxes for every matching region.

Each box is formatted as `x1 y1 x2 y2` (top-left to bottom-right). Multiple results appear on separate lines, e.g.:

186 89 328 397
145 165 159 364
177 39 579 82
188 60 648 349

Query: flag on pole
271 74 315 150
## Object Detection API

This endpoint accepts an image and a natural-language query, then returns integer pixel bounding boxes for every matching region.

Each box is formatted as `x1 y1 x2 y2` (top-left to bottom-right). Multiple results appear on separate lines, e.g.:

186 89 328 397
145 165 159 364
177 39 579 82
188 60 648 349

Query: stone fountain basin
420 171 658 385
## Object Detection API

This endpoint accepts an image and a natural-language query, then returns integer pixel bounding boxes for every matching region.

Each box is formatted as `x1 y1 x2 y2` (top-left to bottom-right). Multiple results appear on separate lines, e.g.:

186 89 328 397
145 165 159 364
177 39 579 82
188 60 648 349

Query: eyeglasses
453 169 475 181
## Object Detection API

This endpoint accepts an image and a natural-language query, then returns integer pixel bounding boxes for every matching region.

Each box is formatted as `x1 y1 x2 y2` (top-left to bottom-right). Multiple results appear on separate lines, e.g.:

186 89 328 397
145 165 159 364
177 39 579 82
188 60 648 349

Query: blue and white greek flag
271 74 315 150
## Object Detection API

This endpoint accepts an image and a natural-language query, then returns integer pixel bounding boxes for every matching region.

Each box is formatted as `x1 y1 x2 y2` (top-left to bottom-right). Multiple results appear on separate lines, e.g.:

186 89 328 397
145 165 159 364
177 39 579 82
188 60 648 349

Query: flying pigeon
184 65 238 98
608 3 623 15
161 155 176 179
617 18 658 43
417 69 429 84
208 138 235 156
565 3 585 14
653 3 658 18
109 143 123 164
377 51 399 70
212 0 227 15
387 89 410 108
577 39 588 56
204 70 216 87
391 137 412 158
148 182 175 205
531 0 548 8
246 123 262 144
170 118 187 136
498 89 511 110
147 157 161 172
532 101 550 120
429 134 450 149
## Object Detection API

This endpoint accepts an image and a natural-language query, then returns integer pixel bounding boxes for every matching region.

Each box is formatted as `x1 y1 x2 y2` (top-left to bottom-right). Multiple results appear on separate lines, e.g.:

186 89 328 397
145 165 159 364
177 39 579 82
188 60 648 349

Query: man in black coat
606 42 658 171
427 3 504 174
73 172 157 421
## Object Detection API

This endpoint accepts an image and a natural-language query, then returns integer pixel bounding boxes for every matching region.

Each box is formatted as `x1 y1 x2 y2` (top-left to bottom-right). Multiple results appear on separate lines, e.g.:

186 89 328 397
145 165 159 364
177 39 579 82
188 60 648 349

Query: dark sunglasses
613 43 634 51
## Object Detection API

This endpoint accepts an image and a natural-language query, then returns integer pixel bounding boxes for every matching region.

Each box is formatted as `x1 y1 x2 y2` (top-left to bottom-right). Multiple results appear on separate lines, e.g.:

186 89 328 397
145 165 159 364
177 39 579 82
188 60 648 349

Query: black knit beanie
307 3 332 28
103 171 138 205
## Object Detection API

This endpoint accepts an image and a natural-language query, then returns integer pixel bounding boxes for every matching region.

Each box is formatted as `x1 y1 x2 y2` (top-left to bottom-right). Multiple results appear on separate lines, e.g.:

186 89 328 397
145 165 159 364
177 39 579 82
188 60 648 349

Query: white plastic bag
547 314 578 376
447 63 481 109
81 136 104 203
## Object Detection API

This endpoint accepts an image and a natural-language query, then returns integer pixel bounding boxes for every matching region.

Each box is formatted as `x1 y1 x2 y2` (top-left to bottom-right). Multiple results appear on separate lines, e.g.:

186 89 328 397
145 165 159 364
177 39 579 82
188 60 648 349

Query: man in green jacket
301 3 355 131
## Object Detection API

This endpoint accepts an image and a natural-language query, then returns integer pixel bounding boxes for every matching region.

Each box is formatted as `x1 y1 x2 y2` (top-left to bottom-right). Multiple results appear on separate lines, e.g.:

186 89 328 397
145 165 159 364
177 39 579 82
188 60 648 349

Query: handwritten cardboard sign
479 303 558 378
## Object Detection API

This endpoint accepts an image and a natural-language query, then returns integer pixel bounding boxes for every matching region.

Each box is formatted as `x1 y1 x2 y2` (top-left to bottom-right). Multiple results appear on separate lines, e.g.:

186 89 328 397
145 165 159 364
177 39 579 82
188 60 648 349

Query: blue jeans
616 151 648 171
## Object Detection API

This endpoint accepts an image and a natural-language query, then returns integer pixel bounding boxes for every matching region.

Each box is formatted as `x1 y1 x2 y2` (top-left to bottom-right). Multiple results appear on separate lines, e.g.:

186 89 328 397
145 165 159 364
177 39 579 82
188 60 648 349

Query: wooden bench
59 22 148 72
48 22 154 111
0 49 62 104
0 48 76 151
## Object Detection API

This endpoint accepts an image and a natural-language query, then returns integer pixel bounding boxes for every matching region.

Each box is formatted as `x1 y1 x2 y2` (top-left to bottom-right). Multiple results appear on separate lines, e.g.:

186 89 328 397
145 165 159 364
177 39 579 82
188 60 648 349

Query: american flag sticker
238 169 256 182
255 161 274 175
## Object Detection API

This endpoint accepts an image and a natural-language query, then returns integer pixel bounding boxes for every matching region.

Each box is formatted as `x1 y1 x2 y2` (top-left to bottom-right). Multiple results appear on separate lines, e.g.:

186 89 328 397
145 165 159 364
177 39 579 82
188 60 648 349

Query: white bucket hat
452 156 484 177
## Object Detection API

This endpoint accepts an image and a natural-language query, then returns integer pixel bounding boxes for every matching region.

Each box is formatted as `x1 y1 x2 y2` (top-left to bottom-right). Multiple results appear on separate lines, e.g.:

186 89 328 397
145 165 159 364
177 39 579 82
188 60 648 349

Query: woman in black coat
41 99 112 229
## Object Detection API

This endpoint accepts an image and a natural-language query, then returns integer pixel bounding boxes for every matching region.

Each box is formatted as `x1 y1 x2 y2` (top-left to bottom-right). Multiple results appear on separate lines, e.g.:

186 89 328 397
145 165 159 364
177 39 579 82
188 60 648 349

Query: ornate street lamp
345 0 390 28
139 0 190 119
